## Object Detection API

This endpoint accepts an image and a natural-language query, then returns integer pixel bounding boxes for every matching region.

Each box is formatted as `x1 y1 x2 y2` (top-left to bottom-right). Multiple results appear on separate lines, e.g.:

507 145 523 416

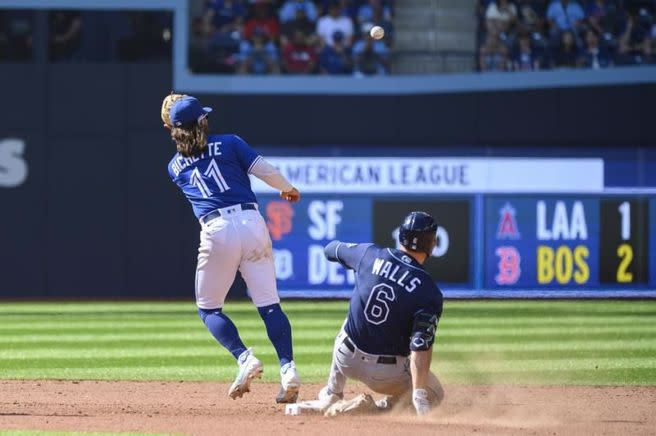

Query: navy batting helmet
398 211 437 256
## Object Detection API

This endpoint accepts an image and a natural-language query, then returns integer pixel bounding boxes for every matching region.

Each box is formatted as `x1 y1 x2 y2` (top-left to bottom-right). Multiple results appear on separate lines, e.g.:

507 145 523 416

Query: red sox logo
495 246 521 285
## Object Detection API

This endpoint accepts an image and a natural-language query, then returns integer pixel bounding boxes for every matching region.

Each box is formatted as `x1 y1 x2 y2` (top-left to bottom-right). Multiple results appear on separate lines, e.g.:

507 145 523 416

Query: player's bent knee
252 294 281 309
198 307 221 323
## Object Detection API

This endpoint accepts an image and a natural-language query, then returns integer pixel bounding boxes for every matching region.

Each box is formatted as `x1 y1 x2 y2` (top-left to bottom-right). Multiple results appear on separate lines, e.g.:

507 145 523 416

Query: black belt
201 203 256 224
343 336 397 365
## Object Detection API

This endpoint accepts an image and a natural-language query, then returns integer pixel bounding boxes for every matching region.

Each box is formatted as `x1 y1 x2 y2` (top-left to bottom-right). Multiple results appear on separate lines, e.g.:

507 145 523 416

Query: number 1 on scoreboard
616 202 633 283
618 201 631 241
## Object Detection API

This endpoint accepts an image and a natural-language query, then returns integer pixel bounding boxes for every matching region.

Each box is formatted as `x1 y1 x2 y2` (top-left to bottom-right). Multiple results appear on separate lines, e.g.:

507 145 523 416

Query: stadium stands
478 0 656 71
2 0 654 75
189 0 394 75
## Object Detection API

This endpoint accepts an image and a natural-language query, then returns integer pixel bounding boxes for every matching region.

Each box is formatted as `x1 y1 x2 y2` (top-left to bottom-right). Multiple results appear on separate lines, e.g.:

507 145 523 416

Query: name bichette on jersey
371 257 422 292
170 141 224 177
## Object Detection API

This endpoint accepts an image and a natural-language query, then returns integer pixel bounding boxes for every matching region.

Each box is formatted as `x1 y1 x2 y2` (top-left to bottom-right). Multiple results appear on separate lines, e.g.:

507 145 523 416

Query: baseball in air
370 25 385 40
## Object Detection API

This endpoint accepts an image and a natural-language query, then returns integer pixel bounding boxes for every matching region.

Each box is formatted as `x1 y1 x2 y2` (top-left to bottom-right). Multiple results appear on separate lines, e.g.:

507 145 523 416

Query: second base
284 400 325 415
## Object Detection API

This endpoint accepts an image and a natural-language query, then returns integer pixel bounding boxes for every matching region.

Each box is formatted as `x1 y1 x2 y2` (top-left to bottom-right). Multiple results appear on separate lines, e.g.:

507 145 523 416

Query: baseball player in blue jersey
162 94 301 403
317 211 444 416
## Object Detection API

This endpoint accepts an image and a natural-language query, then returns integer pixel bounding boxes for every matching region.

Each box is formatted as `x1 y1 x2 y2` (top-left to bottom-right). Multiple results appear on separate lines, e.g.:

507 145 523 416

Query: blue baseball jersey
168 134 261 219
325 242 443 357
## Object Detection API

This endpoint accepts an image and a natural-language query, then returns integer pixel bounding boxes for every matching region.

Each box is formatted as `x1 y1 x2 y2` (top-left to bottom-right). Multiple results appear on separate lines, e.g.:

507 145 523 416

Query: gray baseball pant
327 329 444 404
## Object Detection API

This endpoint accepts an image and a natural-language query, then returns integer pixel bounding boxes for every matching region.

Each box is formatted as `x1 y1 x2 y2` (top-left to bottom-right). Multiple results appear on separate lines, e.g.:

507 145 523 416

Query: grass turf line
0 301 654 385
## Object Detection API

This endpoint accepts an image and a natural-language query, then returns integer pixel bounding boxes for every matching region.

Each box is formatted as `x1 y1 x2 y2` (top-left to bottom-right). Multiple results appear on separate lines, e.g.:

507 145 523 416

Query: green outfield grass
0 300 655 385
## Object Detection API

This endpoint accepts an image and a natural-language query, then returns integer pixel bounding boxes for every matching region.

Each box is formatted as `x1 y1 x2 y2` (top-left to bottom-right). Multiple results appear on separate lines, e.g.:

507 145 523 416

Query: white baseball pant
195 204 280 309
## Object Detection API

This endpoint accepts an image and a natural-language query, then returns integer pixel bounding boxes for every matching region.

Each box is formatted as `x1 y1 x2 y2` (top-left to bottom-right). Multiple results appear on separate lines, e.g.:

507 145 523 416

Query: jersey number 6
364 284 396 325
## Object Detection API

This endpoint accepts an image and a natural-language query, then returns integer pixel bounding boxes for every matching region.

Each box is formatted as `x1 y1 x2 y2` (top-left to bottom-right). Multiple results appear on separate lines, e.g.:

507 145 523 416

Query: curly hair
171 121 209 157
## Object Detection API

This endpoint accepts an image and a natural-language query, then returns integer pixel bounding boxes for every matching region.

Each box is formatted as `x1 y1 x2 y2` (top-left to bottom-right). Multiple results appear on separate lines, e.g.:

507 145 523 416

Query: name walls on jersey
249 157 604 194
271 200 356 286
0 138 28 188
371 257 422 292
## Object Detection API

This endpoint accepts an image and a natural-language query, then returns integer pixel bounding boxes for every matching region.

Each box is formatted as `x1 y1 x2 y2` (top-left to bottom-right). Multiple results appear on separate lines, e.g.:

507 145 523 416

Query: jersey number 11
190 159 231 198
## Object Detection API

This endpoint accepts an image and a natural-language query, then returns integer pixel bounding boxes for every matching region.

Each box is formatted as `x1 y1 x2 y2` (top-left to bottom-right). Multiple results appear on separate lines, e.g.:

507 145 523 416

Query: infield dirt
1 381 654 435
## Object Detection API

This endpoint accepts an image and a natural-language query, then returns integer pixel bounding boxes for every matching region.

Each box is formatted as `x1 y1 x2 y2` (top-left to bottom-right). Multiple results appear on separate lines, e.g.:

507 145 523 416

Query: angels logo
496 202 520 240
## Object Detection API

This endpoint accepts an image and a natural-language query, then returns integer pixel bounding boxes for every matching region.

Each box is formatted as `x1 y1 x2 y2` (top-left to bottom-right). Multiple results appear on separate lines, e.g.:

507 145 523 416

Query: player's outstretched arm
249 158 300 203
323 241 372 271
324 240 344 263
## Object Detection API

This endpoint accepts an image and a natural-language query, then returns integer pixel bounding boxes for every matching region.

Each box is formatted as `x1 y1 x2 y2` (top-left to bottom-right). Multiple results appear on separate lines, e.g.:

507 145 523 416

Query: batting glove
412 388 430 416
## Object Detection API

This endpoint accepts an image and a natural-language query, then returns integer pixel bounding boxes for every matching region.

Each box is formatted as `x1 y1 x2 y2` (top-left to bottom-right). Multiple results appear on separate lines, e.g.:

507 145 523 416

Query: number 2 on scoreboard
617 202 633 283
617 244 633 283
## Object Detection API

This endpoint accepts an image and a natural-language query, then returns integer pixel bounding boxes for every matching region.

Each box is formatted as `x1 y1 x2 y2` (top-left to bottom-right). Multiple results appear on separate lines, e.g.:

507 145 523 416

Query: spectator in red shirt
244 1 280 41
282 29 318 74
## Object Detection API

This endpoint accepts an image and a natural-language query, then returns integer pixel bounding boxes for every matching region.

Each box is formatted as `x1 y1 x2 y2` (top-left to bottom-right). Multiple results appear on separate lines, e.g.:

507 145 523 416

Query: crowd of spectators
189 0 394 76
477 0 656 71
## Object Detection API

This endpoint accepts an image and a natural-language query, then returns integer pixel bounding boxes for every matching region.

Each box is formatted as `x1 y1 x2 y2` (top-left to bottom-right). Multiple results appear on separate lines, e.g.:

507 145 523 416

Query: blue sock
198 308 247 361
257 304 293 367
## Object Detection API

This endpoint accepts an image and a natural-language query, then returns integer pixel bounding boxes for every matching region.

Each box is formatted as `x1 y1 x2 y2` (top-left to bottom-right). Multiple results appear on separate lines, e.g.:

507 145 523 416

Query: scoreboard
257 193 655 298
485 196 652 292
